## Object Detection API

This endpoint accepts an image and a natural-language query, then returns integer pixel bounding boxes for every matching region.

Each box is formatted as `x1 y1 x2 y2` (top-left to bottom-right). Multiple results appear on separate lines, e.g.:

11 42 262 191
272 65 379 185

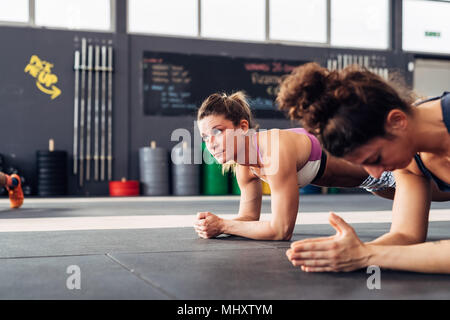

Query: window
414 59 450 97
128 0 198 36
269 0 327 43
403 0 450 54
331 0 389 49
201 0 265 41
35 0 111 31
0 0 29 23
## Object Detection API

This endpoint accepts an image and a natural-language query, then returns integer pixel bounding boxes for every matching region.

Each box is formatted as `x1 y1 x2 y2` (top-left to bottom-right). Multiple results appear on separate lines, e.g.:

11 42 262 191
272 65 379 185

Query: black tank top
414 92 450 192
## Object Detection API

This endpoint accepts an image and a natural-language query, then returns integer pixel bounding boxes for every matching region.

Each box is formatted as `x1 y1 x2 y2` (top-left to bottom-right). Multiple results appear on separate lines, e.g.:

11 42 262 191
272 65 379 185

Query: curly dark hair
276 62 415 157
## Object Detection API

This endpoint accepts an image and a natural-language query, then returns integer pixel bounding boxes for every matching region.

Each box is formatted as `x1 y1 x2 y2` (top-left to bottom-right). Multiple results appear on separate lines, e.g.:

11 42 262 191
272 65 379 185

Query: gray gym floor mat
0 195 448 299
0 254 168 300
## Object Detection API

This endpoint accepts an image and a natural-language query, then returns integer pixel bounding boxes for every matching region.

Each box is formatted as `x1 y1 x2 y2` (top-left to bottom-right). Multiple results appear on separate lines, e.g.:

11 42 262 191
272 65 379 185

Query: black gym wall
0 26 129 196
0 24 414 196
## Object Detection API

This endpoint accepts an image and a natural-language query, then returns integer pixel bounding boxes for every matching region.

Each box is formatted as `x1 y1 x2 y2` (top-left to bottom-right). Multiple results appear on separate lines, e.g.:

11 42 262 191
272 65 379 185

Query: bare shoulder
258 129 310 181
258 129 310 154
395 157 428 181
279 129 311 168
417 97 444 118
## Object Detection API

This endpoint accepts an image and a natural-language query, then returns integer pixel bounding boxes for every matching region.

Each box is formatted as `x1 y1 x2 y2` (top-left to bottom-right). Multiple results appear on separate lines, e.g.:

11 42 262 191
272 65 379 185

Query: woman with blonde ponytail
195 91 448 242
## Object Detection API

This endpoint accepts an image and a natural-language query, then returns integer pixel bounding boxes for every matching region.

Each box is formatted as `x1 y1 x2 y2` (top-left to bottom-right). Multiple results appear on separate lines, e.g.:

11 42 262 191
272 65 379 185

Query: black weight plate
38 185 66 191
36 164 67 170
36 151 67 157
37 192 67 197
37 170 67 176
36 157 67 164
0 187 6 196
37 174 66 180
37 179 67 185
37 183 66 189
37 163 66 170
37 176 66 182
36 159 66 166
37 185 66 191
36 159 67 164
37 181 66 187
37 170 67 177
36 159 67 166
37 186 67 193
37 157 67 164
37 176 67 183
37 167 67 174
37 191 66 197
37 166 66 171
37 180 67 186
37 161 67 167
37 182 66 188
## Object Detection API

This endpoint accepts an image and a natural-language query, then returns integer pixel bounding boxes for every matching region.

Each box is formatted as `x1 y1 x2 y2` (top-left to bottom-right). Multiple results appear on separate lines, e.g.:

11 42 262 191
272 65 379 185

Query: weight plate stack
171 144 200 196
139 147 170 196
36 150 68 196
172 165 201 196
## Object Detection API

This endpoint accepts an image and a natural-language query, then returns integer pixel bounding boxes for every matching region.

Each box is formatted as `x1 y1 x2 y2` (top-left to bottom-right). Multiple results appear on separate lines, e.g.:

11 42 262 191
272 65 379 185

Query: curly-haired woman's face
198 115 248 164
344 135 416 178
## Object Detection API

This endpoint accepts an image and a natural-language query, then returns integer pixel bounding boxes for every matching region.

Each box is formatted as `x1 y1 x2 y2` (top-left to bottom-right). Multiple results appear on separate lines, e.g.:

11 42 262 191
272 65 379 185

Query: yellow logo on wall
24 55 61 99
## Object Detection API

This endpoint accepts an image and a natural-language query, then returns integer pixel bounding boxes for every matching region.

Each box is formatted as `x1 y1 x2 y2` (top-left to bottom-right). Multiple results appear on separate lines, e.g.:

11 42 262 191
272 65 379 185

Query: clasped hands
194 211 224 239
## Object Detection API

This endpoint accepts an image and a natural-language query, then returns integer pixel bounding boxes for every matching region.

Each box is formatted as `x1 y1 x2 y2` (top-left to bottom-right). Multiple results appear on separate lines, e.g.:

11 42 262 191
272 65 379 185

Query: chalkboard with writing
142 51 309 118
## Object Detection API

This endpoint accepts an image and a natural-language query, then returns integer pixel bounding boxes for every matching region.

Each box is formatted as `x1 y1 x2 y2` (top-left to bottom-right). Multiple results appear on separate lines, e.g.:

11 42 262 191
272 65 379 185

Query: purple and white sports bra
250 128 326 188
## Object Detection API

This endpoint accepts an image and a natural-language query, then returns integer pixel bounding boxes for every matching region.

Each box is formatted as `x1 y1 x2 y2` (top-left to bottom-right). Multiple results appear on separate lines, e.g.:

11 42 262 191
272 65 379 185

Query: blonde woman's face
198 115 248 164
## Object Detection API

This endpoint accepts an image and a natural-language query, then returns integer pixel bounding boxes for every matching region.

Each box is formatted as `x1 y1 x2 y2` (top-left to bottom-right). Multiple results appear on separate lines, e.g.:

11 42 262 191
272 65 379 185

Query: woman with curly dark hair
278 62 450 274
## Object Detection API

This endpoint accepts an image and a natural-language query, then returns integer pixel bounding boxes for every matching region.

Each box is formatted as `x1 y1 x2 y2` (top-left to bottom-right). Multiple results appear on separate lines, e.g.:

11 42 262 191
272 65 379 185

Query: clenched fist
194 211 224 239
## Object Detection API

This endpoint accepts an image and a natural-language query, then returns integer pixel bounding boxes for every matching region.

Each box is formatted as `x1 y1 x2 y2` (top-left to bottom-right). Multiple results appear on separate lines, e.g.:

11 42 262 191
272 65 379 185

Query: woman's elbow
282 233 293 241
270 226 293 241
409 234 427 244
396 232 427 245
